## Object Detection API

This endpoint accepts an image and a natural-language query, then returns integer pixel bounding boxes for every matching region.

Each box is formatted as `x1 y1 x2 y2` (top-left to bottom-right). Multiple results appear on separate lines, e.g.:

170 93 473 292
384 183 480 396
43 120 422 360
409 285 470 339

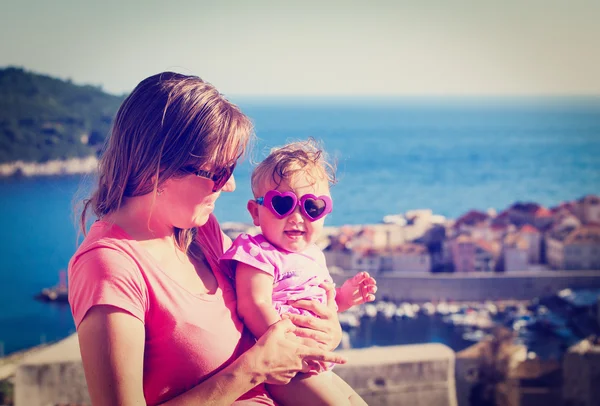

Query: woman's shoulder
70 220 137 269
68 221 149 329
76 219 130 248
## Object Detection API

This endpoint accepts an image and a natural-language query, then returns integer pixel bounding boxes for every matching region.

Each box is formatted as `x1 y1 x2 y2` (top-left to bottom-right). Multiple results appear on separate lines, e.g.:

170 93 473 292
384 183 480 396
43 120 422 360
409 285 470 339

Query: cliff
0 67 124 172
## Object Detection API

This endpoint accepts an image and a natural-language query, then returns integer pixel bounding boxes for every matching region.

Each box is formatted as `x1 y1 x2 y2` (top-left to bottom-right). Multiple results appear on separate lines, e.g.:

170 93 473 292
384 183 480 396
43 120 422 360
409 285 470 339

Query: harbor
25 270 600 362
339 287 600 361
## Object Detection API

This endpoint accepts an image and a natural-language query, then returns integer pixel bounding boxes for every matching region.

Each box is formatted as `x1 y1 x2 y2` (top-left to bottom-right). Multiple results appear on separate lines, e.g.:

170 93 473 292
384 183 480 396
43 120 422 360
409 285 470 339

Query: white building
546 225 600 270
503 233 529 272
578 195 600 224
519 224 542 264
350 249 382 274
380 243 431 273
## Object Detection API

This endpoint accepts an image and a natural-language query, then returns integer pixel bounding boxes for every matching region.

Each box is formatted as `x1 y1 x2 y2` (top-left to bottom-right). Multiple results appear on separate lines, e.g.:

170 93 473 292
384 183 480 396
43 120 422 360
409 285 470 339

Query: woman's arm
79 305 262 406
236 262 281 338
78 305 346 406
77 306 147 405
166 318 347 405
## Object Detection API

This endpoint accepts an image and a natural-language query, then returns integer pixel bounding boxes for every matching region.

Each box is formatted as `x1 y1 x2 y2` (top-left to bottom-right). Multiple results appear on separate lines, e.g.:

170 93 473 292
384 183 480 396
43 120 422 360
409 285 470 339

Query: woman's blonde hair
251 138 336 197
80 72 254 251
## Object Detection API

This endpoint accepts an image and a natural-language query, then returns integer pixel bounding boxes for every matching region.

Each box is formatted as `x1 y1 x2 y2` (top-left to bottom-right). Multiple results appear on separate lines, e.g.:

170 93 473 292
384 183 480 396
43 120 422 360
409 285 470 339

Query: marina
30 268 599 361
338 288 600 360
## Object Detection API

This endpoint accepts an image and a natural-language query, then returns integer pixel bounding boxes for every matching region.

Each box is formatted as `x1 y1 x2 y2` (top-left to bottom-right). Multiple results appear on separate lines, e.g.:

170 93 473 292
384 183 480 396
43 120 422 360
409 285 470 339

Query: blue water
1 97 599 355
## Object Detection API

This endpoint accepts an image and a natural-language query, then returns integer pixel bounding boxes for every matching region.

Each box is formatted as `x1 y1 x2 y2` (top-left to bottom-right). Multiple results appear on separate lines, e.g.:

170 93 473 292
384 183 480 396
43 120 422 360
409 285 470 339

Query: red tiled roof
556 201 578 215
564 225 600 245
475 239 496 254
520 224 539 234
534 207 553 218
491 211 511 226
455 210 488 228
496 211 510 219
509 202 541 213
455 234 473 244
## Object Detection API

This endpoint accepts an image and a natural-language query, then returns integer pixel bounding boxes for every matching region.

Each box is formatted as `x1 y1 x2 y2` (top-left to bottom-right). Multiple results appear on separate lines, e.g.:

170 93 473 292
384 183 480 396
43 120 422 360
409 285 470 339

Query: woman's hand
282 282 343 351
248 318 347 385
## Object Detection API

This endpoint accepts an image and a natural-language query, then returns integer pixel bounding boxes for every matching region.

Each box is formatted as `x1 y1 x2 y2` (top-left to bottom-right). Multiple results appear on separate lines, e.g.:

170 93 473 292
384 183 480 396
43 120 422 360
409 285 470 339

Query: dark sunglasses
256 190 333 222
187 162 236 192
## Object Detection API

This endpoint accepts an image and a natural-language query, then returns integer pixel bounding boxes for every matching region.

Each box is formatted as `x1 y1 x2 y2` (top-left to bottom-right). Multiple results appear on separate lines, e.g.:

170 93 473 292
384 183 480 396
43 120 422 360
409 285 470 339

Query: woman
69 72 346 405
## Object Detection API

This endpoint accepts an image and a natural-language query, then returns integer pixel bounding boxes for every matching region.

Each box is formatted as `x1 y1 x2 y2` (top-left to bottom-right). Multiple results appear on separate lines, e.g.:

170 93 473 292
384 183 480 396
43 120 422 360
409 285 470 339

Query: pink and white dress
221 233 336 373
220 233 335 317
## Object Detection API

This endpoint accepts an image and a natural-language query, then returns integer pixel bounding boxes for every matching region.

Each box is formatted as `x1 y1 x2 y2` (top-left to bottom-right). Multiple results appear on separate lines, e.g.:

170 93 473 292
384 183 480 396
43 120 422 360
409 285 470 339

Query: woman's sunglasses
187 162 236 192
256 190 333 222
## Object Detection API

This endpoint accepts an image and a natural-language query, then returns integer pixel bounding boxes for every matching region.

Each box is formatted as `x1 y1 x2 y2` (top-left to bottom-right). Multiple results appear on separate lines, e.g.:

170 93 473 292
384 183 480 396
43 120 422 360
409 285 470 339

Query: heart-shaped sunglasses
256 190 333 222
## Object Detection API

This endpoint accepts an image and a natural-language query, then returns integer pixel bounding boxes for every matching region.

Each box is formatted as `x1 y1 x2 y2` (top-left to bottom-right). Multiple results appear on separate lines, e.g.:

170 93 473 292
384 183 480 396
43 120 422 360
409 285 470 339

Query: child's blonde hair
251 138 337 197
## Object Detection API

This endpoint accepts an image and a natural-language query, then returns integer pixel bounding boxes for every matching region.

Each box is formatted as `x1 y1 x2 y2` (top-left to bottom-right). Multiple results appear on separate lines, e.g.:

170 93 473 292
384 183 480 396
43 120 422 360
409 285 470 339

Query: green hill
0 67 125 164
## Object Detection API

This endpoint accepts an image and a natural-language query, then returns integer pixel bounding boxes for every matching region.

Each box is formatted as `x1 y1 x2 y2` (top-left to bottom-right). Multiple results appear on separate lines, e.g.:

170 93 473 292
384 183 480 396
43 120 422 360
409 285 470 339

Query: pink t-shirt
220 233 334 317
68 215 275 406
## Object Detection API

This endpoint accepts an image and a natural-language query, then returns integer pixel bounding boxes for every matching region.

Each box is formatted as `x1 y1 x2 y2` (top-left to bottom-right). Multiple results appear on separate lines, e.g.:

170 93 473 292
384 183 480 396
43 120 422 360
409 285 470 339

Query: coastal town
224 194 600 277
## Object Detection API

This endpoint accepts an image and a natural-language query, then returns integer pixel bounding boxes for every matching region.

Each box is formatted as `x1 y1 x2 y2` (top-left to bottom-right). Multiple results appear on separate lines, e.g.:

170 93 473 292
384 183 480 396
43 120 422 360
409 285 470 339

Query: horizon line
3 66 600 99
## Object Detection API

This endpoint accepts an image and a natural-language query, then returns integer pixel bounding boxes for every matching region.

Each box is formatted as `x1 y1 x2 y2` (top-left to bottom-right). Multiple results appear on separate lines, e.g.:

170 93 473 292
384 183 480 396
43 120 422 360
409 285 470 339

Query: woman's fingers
291 326 330 346
284 312 324 331
291 298 330 318
296 335 329 350
298 347 347 365
274 317 296 333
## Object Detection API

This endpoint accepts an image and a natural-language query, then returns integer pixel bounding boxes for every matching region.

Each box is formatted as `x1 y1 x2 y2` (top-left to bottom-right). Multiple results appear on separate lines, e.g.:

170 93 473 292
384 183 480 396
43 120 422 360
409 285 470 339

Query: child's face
248 171 331 253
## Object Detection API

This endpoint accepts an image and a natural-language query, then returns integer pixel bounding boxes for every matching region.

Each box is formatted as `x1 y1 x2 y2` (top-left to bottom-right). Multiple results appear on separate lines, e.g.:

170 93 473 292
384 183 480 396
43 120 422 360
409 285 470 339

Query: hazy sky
1 0 599 96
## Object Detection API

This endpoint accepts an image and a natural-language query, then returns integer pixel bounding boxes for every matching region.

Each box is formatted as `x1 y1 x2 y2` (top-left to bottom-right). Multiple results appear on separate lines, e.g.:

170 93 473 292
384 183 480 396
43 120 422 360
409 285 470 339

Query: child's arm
335 271 377 313
235 262 281 338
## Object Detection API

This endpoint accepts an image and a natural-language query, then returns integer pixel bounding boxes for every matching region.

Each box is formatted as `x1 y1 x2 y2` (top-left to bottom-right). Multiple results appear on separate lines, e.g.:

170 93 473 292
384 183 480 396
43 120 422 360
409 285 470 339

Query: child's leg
330 371 368 406
267 371 351 406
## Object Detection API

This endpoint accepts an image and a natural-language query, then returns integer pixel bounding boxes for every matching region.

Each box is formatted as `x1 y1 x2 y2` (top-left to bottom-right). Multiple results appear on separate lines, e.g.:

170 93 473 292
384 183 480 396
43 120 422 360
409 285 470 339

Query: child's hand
335 271 377 312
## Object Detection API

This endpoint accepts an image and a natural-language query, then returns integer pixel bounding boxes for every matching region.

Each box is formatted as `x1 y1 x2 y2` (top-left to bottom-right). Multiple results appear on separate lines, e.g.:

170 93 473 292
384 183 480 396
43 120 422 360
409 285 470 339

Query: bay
1 97 599 356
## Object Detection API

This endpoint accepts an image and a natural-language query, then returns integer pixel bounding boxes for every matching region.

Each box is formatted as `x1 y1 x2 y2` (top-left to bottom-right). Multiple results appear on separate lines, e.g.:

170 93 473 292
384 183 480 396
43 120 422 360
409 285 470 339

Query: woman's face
157 166 236 229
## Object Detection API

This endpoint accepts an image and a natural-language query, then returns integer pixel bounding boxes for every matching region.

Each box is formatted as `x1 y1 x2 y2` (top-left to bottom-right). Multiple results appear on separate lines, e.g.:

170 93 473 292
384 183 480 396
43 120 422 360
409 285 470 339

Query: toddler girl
221 139 377 405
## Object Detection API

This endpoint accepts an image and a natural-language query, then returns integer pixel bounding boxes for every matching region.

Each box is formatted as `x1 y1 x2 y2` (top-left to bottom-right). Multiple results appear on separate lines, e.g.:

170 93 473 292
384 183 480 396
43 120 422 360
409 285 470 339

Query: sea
1 97 599 357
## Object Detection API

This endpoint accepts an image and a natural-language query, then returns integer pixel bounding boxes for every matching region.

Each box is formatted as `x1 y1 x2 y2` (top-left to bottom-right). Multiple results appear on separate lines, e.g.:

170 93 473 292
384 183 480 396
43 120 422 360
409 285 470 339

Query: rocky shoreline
0 156 98 177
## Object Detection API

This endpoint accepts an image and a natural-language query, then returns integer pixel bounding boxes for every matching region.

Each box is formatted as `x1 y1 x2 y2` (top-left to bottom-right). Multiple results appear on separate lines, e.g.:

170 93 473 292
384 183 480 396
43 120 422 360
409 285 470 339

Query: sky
1 0 599 96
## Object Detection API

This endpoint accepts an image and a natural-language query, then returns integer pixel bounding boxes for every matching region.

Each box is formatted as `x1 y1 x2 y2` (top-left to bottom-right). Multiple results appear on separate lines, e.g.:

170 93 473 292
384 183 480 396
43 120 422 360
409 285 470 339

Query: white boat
462 330 487 342
363 303 377 318
339 313 360 328
422 302 436 315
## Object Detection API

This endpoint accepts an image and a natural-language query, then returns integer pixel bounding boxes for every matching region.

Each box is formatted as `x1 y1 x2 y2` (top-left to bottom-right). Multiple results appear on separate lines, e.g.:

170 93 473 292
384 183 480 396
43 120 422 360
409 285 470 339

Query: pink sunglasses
256 190 333 222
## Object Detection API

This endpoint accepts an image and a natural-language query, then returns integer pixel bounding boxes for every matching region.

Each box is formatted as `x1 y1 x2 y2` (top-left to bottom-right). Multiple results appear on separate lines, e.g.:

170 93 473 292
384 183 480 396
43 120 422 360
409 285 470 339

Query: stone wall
562 338 600 406
13 335 457 406
333 270 600 302
334 343 457 406
16 361 90 406
14 334 89 406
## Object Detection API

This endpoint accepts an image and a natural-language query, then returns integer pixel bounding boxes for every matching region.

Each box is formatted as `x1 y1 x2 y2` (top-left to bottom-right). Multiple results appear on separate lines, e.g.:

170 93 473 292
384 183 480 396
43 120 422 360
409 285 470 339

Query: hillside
0 67 125 164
